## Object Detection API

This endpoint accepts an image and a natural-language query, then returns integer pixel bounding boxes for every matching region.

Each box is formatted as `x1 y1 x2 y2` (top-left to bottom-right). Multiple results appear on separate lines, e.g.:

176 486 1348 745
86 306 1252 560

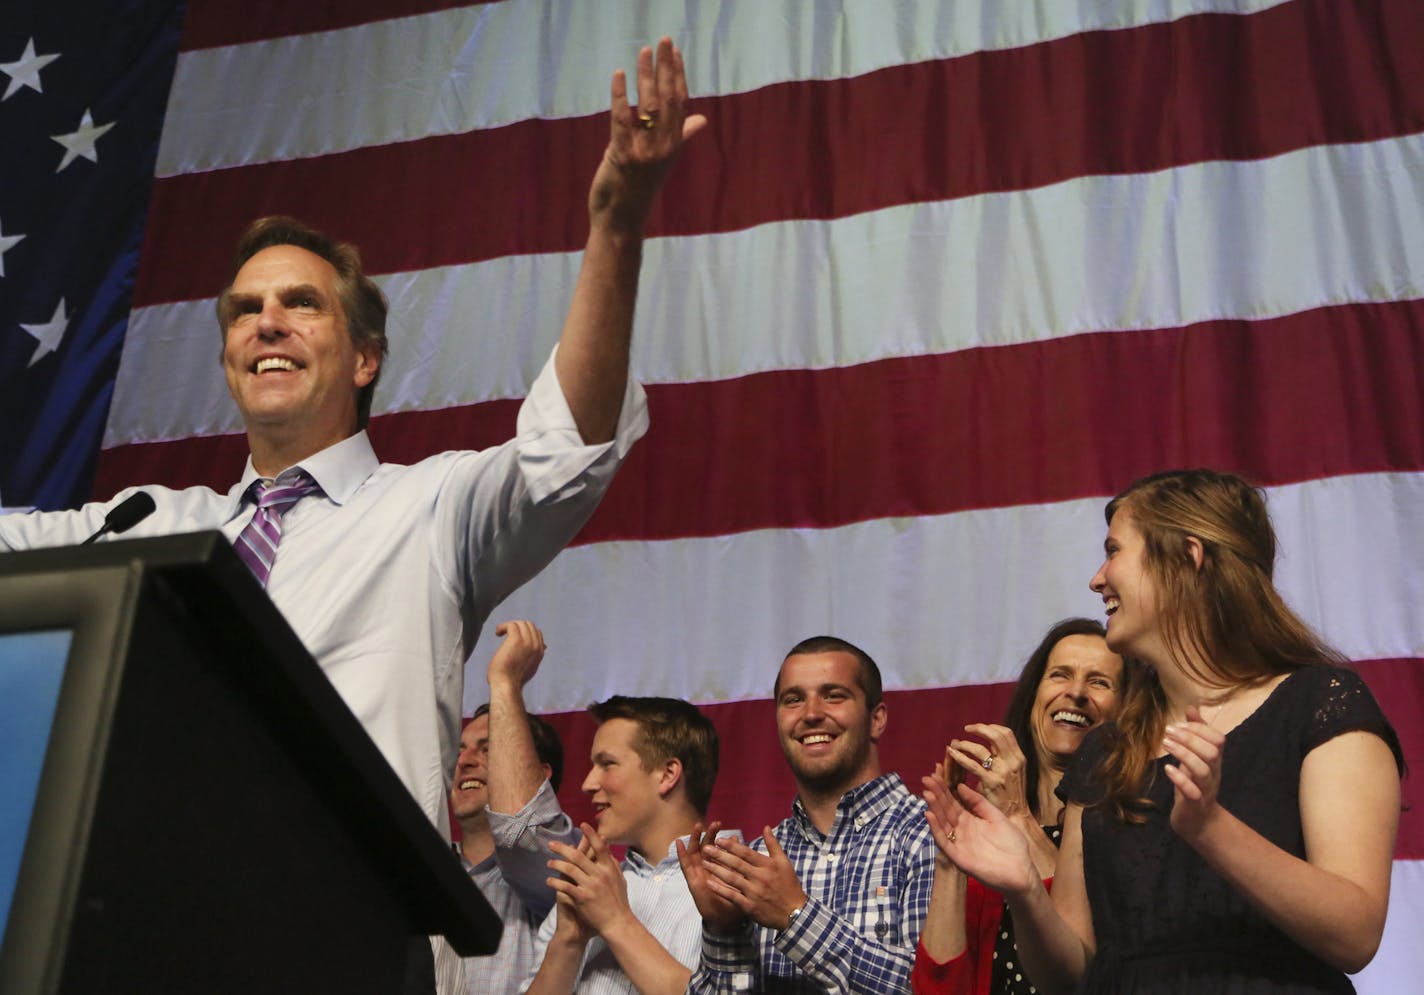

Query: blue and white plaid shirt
688 773 936 994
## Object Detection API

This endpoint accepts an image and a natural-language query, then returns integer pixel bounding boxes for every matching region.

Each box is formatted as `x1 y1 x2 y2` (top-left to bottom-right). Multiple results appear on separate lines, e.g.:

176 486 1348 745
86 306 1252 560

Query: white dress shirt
0 349 648 827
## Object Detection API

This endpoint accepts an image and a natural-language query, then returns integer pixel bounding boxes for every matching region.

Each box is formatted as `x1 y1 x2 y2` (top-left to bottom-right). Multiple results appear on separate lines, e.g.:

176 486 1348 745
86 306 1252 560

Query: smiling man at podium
0 38 704 840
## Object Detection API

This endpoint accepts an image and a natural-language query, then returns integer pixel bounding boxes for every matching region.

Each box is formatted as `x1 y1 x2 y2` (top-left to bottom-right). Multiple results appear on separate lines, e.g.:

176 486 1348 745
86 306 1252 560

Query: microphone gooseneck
80 492 157 545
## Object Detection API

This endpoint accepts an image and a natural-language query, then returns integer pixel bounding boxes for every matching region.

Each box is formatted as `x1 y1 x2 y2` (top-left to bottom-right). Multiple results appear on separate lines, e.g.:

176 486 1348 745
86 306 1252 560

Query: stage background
3 2 1420 989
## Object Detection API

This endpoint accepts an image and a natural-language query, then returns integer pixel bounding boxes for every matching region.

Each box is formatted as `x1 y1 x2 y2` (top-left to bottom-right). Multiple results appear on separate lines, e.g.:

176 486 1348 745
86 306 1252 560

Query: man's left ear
869 701 888 743
1185 536 1205 571
354 345 381 388
658 757 685 800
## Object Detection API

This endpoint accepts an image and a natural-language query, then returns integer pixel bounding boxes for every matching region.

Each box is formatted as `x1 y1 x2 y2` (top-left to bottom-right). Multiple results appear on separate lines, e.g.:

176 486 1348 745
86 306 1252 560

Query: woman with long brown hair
925 469 1403 993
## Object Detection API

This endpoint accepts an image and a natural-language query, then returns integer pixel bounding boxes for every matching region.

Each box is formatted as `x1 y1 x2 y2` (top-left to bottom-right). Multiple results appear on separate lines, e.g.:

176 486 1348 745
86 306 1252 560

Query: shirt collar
231 430 379 512
625 847 678 877
792 772 905 841
626 831 746 876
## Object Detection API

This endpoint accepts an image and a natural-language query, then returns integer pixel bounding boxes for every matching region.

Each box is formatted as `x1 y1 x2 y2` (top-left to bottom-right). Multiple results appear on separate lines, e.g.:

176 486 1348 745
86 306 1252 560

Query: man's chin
789 758 851 790
451 798 487 820
237 400 301 424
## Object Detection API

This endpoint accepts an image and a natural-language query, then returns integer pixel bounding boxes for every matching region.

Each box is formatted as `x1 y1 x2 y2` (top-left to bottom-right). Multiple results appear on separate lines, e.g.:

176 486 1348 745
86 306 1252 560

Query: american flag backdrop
4 1 1422 988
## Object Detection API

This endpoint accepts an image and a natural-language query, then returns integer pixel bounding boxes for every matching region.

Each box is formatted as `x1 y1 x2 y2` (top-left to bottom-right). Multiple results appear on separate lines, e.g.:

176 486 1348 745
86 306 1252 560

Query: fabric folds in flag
8 3 1423 989
0 1 184 510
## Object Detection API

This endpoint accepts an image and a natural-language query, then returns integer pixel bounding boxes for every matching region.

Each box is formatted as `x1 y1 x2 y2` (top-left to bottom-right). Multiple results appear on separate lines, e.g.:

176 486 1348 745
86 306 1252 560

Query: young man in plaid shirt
679 636 937 993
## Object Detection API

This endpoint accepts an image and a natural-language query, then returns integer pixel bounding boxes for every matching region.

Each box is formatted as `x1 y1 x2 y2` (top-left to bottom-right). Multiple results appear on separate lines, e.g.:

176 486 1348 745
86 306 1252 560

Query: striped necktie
234 469 321 586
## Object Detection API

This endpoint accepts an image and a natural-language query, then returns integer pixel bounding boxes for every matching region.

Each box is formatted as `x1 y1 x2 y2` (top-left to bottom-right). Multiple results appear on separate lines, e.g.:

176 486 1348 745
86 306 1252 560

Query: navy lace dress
1059 666 1402 994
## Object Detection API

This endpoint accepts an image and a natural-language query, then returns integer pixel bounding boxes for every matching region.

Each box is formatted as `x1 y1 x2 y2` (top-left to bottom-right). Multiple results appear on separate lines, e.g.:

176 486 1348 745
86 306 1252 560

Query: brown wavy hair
1092 469 1344 822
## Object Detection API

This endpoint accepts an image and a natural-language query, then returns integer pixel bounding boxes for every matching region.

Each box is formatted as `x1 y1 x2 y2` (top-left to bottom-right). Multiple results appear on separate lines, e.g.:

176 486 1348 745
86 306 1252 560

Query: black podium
0 532 500 994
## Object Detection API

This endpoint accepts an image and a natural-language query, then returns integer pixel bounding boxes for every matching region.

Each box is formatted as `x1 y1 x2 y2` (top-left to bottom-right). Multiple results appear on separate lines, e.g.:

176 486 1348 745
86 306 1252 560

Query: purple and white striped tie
234 470 321 586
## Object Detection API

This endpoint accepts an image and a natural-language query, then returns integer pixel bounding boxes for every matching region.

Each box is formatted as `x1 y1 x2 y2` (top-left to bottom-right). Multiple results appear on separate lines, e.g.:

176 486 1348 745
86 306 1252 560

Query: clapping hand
1161 704 1226 842
547 822 636 938
947 723 1032 822
699 828 810 931
547 833 597 947
676 821 745 934
922 774 1037 898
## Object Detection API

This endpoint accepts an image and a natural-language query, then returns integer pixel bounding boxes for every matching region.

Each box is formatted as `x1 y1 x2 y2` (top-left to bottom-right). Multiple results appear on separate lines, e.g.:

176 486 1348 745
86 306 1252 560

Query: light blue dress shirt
520 831 742 994
0 348 648 827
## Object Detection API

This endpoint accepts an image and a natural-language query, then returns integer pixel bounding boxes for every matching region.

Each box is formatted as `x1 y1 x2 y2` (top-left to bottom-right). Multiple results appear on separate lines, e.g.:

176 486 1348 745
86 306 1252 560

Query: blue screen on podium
0 629 72 935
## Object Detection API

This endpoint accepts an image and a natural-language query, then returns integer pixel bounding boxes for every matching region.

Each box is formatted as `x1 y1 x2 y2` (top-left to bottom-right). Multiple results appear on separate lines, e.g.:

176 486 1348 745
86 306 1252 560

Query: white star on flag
51 109 115 173
0 220 23 278
21 300 70 367
1 38 61 101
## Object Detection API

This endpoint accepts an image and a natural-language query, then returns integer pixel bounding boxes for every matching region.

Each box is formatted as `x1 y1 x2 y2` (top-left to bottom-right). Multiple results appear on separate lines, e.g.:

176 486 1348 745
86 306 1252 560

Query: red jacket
911 875 1053 994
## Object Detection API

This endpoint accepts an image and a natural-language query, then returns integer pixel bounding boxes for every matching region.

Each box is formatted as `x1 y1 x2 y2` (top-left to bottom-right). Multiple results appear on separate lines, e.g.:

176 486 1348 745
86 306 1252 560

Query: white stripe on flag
474 470 1424 714
108 132 1424 447
157 0 1289 175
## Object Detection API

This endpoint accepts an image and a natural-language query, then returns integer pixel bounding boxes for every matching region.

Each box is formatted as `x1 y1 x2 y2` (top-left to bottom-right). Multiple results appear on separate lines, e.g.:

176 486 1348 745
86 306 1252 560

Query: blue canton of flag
0 1 183 510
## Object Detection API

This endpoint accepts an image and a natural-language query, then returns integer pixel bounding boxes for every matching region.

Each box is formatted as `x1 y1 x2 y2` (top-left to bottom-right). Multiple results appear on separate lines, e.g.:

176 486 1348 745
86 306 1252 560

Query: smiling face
449 714 490 823
1090 508 1165 664
775 651 886 796
1029 634 1124 768
581 717 667 849
221 244 379 469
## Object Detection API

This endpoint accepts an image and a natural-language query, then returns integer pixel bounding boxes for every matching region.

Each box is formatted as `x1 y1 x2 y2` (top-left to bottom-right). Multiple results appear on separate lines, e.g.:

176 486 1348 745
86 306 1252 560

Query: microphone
81 492 157 545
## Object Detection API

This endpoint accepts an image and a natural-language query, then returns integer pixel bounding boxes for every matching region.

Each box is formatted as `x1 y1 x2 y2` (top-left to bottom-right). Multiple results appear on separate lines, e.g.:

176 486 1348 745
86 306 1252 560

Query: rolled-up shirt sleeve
437 345 650 633
487 779 580 921
516 344 649 505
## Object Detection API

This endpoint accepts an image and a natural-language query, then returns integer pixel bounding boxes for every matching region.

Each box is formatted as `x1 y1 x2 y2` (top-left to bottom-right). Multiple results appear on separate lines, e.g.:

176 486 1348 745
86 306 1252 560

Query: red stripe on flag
178 0 502 52
1356 656 1424 858
135 0 1424 308
94 299 1424 538
536 657 1423 858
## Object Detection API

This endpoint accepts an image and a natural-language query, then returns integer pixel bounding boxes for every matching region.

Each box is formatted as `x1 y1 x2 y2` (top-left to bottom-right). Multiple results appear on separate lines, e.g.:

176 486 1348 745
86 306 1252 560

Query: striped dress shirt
451 780 580 993
520 832 740 994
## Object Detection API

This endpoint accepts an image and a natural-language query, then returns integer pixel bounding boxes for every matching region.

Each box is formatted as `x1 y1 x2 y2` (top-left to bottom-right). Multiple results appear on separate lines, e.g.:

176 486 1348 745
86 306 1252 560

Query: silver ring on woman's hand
982 755 994 770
